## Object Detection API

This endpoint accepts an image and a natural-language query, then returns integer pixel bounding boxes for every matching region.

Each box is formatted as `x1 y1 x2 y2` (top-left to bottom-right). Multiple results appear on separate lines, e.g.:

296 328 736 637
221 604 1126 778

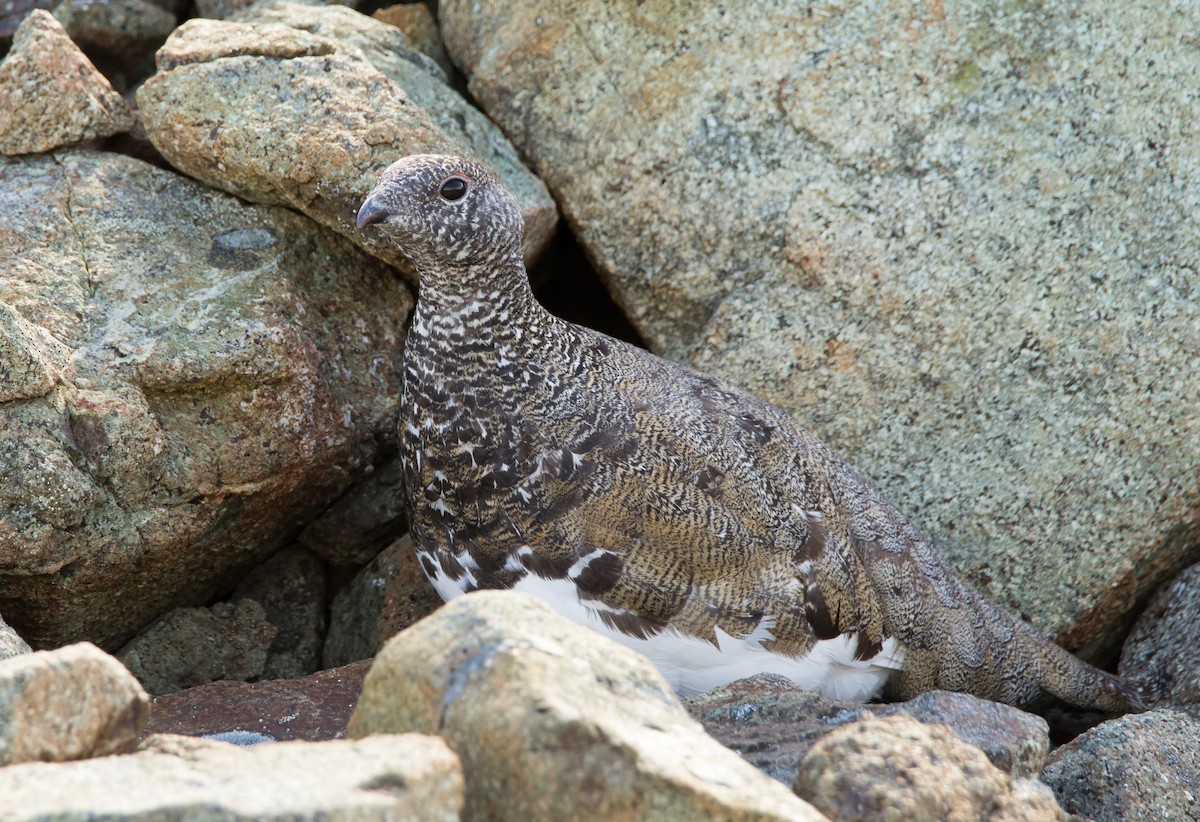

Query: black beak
356 195 390 229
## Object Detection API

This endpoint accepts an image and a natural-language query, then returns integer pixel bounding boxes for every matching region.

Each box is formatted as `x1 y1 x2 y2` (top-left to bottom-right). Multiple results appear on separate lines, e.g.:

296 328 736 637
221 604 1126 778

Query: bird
356 154 1143 712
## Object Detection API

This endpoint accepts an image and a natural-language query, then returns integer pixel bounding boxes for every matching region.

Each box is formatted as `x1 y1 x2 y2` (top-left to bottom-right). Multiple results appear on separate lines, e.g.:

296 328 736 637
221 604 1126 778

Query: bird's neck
410 258 554 348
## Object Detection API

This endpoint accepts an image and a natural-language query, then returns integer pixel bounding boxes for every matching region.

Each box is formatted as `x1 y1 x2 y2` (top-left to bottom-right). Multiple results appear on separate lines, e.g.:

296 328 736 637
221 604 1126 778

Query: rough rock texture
1 0 56 44
686 674 1050 785
52 0 176 53
323 534 439 668
1041 709 1200 821
0 642 149 765
1120 561 1200 716
298 455 407 566
137 7 556 279
0 612 30 659
117 599 278 695
372 2 453 78
0 732 464 821
231 545 327 679
439 0 1200 653
349 591 825 821
0 150 411 649
795 714 1066 821
144 659 371 742
0 10 132 154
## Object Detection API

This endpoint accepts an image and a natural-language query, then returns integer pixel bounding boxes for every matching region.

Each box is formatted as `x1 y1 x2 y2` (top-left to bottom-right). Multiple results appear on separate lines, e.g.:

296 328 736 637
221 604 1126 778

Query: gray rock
138 9 556 281
117 599 278 695
232 545 327 679
0 10 132 155
0 613 31 660
1120 560 1200 716
795 714 1066 821
322 534 440 668
52 0 176 53
1041 709 1200 821
0 732 463 821
1 0 56 45
686 675 1050 785
372 2 454 79
348 590 825 821
0 642 149 765
298 455 407 566
0 150 411 649
438 0 1200 652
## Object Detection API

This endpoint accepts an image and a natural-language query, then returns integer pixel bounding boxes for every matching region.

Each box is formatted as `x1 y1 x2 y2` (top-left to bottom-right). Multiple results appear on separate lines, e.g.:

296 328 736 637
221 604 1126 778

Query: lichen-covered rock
0 613 31 660
1041 709 1200 821
372 2 454 78
0 10 132 154
52 0 176 53
144 659 371 742
0 150 411 649
0 642 149 765
349 591 825 821
298 455 407 566
138 8 556 280
1120 561 1200 716
438 0 1200 653
232 545 327 680
0 733 463 821
322 534 439 668
795 714 1066 821
686 675 1050 786
117 599 277 695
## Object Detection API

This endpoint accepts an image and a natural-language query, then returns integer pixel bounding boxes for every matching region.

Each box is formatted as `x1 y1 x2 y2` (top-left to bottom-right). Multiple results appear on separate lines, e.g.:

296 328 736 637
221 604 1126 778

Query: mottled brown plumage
358 154 1142 712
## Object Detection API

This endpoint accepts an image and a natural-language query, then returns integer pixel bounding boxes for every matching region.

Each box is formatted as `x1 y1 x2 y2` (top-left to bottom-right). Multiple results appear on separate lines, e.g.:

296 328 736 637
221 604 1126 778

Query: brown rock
0 150 411 649
117 599 278 695
0 10 132 154
795 714 1066 821
1119 560 1200 715
232 545 328 680
1041 709 1200 821
322 534 439 668
144 659 371 742
686 675 1050 786
0 642 149 765
438 0 1200 655
0 732 464 820
137 10 556 280
349 590 825 822
1 0 56 44
372 2 453 77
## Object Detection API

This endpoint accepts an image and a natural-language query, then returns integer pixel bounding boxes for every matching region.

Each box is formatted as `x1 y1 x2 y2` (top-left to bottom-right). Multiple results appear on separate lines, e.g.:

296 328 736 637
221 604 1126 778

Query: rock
1042 709 1200 820
0 301 70 402
144 659 371 742
322 534 439 668
196 0 363 21
298 455 407 566
348 590 825 822
1 0 56 45
0 642 149 765
686 675 1050 786
0 732 464 821
0 612 31 659
0 149 411 649
117 599 278 695
372 2 454 78
1120 560 1200 715
795 714 1066 821
0 10 132 154
137 8 556 281
438 0 1200 654
232 545 327 679
52 0 176 53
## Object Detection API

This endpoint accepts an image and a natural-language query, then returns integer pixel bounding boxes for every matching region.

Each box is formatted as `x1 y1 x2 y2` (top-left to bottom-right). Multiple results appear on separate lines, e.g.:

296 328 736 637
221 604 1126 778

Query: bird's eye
439 176 468 201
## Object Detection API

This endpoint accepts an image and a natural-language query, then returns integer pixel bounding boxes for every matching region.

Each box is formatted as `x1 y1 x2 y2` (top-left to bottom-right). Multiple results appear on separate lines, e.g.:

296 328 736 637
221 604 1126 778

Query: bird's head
356 154 524 274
